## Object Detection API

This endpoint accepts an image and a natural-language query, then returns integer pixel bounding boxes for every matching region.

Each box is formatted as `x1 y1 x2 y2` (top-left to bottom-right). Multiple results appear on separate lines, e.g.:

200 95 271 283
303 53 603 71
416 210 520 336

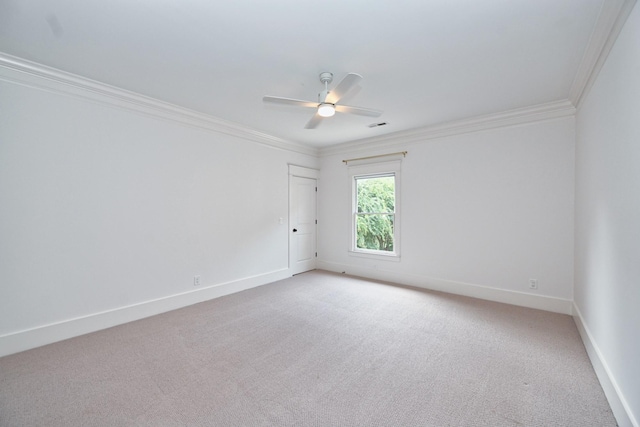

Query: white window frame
349 159 401 261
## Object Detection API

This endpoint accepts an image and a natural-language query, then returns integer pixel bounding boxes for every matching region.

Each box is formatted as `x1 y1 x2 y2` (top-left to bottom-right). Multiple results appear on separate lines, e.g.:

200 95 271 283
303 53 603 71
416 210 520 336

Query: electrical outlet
529 279 538 290
194 275 201 286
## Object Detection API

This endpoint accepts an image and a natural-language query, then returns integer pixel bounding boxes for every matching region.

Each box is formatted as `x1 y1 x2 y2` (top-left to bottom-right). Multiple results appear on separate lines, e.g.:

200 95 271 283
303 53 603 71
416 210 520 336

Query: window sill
348 250 401 262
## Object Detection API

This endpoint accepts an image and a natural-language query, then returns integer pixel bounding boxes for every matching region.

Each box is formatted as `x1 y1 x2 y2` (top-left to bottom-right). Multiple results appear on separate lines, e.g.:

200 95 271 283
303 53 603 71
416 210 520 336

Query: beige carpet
0 270 616 426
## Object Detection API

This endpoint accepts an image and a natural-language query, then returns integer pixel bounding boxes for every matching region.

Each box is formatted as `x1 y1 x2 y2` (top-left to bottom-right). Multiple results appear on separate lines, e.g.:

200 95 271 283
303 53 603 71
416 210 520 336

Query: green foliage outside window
356 175 395 252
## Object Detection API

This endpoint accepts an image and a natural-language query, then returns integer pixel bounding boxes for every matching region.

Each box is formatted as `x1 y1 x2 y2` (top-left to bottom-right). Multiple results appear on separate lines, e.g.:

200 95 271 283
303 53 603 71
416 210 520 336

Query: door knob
292 228 298 232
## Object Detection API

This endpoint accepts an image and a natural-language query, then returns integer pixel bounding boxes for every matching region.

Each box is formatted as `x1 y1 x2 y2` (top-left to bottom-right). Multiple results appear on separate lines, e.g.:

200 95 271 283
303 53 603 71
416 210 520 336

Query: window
350 160 401 259
355 174 395 252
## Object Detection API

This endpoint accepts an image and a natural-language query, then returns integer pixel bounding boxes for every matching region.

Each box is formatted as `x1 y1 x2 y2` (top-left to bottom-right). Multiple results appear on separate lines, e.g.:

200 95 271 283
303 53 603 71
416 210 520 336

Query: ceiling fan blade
335 104 383 117
263 96 318 109
304 114 323 129
325 73 362 104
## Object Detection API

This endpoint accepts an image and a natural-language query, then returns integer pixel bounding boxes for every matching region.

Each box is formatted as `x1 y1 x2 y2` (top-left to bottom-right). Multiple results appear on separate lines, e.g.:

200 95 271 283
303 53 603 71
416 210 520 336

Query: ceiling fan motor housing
319 72 333 84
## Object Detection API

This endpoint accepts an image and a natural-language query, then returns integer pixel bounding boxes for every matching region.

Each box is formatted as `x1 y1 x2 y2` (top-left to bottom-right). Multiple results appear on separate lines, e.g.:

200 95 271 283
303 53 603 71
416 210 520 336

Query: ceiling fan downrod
318 72 333 103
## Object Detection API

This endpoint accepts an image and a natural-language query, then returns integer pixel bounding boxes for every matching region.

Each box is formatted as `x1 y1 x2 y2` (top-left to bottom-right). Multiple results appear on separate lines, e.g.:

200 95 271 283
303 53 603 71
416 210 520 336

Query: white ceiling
0 0 605 149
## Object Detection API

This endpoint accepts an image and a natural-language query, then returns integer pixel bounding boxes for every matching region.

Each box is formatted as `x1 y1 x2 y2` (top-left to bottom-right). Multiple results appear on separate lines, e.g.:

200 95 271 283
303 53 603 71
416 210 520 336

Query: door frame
288 165 319 274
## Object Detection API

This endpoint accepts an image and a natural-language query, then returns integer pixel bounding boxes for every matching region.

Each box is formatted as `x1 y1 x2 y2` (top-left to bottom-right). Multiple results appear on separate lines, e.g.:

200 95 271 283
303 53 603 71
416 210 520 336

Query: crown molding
569 0 637 108
0 53 318 157
319 99 576 158
7 0 636 164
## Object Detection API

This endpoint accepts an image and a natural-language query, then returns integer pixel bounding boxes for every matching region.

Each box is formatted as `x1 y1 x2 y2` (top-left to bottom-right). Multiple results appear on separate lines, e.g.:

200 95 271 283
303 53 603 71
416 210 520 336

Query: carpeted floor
0 270 616 426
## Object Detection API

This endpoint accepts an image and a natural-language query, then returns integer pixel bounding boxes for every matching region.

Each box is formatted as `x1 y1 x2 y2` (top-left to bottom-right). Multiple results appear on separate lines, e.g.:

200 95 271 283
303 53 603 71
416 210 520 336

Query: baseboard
0 268 291 358
317 261 573 315
573 303 638 427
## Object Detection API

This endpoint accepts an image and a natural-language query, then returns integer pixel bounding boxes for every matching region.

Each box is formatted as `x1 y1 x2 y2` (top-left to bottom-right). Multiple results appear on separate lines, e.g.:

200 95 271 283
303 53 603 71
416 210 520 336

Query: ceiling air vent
368 122 388 128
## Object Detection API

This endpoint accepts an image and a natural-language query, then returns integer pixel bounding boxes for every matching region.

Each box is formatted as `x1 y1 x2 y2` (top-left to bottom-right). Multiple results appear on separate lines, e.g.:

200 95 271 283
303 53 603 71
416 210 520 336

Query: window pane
356 176 395 214
355 175 395 253
356 214 394 251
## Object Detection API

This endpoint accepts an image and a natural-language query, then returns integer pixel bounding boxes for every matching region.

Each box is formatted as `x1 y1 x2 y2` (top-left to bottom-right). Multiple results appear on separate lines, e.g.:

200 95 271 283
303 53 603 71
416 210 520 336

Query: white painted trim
319 100 576 157
573 303 638 427
0 51 583 159
288 164 319 179
0 268 291 358
348 160 402 259
569 0 637 108
319 0 637 158
0 52 317 157
316 262 573 315
2 0 634 160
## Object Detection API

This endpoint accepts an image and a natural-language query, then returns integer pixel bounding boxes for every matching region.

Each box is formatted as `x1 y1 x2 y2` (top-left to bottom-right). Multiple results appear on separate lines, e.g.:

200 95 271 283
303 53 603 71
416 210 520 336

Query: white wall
574 3 640 426
0 66 317 356
0 9 636 420
318 117 575 313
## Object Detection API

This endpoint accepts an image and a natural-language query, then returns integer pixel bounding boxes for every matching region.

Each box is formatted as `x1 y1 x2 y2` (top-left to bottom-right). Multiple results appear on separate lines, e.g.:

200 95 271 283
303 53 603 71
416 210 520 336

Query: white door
290 176 317 275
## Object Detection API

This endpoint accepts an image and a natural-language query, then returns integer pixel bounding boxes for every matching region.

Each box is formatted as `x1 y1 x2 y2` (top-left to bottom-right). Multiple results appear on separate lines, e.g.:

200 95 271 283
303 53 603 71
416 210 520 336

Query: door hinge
315 252 318 257
315 187 317 192
315 219 317 224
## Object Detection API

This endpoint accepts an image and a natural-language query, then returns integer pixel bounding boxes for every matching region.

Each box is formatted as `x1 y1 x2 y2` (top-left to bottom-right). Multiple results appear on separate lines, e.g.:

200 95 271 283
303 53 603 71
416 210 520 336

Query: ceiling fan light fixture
263 72 380 129
317 103 335 117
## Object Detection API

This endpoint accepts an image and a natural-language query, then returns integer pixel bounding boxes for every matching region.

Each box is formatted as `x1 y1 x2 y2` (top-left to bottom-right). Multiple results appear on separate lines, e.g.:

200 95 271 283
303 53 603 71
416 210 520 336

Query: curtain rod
342 151 407 164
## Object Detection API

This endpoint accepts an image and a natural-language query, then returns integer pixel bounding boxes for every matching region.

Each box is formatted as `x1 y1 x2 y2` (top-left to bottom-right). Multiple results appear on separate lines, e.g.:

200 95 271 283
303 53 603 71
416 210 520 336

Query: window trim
348 160 401 260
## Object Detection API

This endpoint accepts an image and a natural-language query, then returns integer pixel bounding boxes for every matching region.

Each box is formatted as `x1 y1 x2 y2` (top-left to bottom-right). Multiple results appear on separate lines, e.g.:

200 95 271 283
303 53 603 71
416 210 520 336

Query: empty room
0 1 638 426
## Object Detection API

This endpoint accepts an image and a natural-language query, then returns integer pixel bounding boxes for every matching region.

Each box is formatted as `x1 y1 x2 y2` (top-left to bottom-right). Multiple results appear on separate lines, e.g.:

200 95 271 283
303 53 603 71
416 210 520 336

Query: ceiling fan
263 72 382 129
